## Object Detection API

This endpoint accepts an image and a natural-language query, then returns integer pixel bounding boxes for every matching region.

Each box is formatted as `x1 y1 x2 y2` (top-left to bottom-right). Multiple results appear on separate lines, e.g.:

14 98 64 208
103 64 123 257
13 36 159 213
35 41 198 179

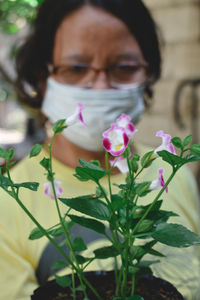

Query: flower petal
110 156 129 173
66 102 87 128
154 130 176 156
150 168 168 193
102 124 129 156
116 113 135 139
44 179 63 200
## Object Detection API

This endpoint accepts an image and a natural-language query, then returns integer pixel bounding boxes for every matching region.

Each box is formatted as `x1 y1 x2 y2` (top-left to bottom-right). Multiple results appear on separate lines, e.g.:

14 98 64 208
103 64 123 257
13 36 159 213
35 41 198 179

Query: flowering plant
1 104 200 300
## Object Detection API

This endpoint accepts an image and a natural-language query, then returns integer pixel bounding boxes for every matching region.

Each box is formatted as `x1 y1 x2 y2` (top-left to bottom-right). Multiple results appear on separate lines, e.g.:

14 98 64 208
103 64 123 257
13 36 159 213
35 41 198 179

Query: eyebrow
113 53 143 61
60 54 92 63
59 52 144 64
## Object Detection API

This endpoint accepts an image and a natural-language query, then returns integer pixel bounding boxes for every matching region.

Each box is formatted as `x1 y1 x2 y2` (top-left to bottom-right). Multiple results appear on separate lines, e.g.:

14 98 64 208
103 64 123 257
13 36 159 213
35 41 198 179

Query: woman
0 0 199 299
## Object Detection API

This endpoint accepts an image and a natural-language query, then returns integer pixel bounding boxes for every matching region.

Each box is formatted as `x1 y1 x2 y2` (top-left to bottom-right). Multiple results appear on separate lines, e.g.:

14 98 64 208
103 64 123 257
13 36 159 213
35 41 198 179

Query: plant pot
31 271 184 300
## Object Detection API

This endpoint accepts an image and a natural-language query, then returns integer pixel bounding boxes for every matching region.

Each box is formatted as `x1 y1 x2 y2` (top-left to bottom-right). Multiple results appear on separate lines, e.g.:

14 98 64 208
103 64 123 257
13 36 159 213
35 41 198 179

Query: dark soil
31 271 184 300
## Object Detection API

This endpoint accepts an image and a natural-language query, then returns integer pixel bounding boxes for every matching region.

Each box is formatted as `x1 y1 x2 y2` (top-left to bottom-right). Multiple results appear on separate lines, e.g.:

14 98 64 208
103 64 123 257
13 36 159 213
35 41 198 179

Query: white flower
44 179 63 200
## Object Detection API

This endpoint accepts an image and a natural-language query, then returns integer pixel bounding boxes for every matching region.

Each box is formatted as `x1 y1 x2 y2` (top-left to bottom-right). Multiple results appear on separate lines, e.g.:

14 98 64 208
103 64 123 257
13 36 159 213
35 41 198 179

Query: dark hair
16 0 161 108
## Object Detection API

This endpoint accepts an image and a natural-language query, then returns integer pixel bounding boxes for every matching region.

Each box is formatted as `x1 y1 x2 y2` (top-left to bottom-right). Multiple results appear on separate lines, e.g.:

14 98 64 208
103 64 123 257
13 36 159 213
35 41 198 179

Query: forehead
53 5 144 63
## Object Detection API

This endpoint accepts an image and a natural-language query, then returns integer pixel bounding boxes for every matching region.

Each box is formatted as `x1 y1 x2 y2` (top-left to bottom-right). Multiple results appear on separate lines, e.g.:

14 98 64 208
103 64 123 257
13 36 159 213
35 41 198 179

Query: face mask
42 77 145 151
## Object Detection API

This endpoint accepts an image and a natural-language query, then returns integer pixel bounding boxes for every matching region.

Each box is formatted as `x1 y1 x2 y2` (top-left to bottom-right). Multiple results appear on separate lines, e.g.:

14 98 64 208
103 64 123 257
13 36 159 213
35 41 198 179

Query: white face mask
42 77 145 151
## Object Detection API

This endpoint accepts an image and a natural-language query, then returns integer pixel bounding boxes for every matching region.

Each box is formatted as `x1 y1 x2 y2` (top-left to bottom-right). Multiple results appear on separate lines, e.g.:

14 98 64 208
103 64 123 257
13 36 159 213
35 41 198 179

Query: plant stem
49 137 89 300
105 151 112 200
132 168 178 235
130 274 135 296
115 266 123 296
6 167 76 269
82 273 103 300
71 268 76 300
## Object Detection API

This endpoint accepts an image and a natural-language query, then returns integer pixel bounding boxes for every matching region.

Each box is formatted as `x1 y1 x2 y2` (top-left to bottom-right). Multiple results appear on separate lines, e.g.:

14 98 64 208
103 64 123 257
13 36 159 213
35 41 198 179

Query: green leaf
74 159 106 183
189 144 200 157
135 182 151 197
51 260 68 270
131 160 139 173
59 196 110 221
68 215 106 234
48 226 65 237
29 223 68 240
7 148 14 161
136 260 160 268
30 144 42 158
0 147 7 159
40 157 51 171
147 209 178 224
184 154 200 163
171 137 183 149
148 248 165 258
141 151 155 168
52 119 67 134
55 275 71 288
13 181 39 191
152 223 200 247
111 194 124 211
136 219 154 233
75 255 91 264
0 175 13 188
94 245 119 259
72 237 87 252
157 150 186 167
132 153 140 161
130 245 146 260
183 134 192 147
29 227 44 240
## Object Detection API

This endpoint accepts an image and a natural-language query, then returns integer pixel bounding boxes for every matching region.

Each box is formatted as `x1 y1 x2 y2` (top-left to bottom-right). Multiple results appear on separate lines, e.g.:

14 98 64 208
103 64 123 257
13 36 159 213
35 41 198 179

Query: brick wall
136 0 200 151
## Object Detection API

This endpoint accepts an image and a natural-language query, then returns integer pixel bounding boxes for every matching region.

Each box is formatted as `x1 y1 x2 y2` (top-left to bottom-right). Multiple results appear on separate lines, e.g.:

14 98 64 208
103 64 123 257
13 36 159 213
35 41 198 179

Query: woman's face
52 5 147 89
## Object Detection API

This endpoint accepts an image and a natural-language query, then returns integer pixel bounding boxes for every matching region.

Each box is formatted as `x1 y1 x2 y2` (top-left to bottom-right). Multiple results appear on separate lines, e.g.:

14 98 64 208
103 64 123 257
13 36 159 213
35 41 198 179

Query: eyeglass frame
49 61 149 89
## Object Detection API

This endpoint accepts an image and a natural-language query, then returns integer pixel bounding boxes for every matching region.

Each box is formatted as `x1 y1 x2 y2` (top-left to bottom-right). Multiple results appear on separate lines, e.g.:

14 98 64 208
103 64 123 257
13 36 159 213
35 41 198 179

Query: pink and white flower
102 124 129 156
44 179 63 200
116 114 136 139
154 130 176 156
110 156 129 174
150 168 168 193
66 102 87 128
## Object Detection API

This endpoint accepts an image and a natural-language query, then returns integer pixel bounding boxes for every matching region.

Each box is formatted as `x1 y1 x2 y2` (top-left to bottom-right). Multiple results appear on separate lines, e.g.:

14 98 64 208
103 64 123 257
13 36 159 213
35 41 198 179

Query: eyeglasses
50 61 148 88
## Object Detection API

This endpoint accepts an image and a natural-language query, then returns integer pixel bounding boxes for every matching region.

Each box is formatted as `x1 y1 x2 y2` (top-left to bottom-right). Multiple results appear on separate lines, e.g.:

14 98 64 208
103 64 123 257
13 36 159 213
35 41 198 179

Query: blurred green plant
0 0 43 34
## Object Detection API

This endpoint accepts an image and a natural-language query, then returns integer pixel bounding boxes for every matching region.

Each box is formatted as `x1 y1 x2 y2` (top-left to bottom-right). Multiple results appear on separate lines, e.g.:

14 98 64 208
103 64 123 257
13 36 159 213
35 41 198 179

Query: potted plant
0 104 200 300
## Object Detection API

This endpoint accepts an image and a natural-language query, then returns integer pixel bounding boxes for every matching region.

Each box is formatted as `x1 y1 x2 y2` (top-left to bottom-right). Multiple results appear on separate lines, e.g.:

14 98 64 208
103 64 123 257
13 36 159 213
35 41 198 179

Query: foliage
0 0 43 34
0 109 200 299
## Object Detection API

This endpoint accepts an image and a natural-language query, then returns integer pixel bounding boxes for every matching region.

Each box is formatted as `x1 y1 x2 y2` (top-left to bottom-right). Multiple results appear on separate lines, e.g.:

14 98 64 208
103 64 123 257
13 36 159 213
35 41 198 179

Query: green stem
82 258 95 271
105 151 112 200
6 169 76 269
134 166 145 180
132 168 178 235
115 266 123 296
82 273 103 300
130 274 135 296
71 268 76 300
49 137 89 300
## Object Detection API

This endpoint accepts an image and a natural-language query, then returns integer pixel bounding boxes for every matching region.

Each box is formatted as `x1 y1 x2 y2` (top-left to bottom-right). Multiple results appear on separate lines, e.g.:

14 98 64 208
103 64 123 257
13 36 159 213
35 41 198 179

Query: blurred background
0 0 199 188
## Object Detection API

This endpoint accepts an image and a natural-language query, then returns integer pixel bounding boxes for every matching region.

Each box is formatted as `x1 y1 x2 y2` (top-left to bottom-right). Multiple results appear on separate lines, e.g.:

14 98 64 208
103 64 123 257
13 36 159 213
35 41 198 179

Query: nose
92 70 111 90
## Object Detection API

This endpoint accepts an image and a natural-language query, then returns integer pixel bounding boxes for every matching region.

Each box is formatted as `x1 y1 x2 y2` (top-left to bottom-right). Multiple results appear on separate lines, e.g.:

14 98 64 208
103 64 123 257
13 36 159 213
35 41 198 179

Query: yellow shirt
0 145 200 300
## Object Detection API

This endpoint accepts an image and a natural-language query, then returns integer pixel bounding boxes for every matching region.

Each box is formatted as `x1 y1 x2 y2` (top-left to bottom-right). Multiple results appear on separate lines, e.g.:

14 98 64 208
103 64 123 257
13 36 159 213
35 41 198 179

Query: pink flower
154 130 176 156
44 179 63 200
116 114 136 139
110 156 129 173
150 168 168 193
66 102 87 128
102 124 129 156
